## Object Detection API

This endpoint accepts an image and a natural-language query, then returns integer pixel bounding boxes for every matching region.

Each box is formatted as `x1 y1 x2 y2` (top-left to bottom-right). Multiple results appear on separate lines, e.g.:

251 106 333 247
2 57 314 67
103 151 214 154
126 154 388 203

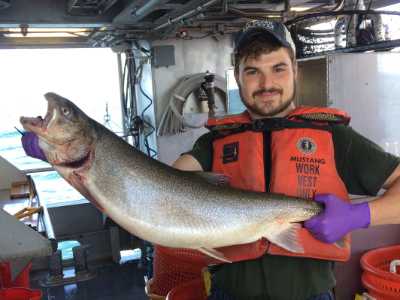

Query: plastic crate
361 245 400 299
0 287 42 300
145 278 166 300
150 246 208 296
0 262 32 289
166 278 206 300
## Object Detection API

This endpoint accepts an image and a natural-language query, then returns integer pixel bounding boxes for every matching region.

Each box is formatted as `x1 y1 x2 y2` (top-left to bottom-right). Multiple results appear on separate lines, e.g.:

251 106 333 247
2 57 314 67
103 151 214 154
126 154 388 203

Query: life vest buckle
252 118 286 131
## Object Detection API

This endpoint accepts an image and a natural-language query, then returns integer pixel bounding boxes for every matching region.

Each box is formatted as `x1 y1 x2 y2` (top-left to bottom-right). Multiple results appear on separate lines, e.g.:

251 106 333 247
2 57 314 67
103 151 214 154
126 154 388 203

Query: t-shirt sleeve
333 125 400 196
184 132 214 171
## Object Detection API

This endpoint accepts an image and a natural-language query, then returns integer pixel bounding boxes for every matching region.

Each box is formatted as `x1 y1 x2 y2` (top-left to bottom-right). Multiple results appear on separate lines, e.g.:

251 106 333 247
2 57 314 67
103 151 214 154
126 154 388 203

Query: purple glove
304 194 370 243
21 132 47 161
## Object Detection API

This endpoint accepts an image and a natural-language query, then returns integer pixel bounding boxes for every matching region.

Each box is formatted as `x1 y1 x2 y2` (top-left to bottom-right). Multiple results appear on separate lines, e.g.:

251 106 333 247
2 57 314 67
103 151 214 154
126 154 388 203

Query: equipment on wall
157 72 227 136
201 72 217 117
119 45 158 158
288 0 400 57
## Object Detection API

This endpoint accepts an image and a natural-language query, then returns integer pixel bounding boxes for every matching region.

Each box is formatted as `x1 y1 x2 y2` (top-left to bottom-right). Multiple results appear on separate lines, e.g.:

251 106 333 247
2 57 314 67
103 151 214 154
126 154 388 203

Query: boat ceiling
0 0 398 49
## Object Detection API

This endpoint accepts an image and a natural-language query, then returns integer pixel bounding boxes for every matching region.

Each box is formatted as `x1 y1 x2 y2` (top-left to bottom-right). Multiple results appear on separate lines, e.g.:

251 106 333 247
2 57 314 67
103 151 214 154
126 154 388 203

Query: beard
239 79 297 118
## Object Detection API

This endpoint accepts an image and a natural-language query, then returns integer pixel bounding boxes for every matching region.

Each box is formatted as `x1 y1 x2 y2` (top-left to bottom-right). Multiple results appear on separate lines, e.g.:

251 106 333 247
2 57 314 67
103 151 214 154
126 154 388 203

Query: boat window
378 3 400 41
0 48 122 205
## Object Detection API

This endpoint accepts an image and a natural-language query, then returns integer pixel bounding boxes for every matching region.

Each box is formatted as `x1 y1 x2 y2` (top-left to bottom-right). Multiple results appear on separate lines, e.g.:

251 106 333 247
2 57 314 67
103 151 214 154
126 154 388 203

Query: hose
157 72 227 136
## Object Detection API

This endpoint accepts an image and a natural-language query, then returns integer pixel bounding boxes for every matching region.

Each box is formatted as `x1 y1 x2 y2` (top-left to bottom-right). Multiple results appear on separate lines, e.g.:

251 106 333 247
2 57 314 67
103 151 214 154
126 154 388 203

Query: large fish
20 92 323 261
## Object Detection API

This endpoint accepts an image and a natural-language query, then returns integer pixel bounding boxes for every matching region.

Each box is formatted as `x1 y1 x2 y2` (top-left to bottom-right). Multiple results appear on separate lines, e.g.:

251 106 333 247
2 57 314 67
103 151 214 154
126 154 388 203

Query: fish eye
61 107 70 116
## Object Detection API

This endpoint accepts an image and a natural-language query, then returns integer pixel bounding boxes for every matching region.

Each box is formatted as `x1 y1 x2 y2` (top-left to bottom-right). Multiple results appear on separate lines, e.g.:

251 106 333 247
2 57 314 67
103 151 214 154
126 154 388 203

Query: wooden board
10 181 31 199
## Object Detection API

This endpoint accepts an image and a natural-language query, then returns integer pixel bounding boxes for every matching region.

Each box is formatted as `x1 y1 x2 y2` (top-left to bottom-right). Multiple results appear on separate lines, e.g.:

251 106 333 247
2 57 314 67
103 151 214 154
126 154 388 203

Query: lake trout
20 92 323 261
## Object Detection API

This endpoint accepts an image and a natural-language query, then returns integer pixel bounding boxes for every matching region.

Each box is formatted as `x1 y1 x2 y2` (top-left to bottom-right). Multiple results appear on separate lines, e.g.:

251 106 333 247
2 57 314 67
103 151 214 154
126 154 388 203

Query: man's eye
245 69 258 75
275 67 286 73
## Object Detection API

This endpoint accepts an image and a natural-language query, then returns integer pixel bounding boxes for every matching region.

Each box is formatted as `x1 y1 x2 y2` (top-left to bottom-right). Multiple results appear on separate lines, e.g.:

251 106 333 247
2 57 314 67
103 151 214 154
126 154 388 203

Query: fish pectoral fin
194 172 231 186
264 222 304 253
198 247 232 263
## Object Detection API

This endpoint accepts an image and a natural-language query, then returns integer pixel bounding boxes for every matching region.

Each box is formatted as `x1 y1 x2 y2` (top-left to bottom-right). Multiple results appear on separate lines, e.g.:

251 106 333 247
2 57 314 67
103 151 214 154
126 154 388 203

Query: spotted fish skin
20 92 322 256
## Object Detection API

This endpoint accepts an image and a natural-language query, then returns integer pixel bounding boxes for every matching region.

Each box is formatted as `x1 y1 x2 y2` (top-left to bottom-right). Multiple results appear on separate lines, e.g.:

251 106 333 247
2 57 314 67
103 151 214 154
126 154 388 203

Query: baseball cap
234 20 296 55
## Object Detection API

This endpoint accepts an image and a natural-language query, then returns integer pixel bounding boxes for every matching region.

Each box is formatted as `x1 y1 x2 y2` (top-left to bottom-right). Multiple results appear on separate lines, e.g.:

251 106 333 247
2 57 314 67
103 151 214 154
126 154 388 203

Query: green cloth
186 123 400 300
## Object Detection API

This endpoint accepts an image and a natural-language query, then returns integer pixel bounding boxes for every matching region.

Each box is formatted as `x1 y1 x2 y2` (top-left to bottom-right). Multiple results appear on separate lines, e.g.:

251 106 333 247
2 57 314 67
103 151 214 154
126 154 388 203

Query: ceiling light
1 28 90 38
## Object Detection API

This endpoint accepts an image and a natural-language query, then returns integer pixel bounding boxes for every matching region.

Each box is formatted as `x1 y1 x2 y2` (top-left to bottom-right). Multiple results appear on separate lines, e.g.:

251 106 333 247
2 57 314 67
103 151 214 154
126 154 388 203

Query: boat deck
30 260 148 300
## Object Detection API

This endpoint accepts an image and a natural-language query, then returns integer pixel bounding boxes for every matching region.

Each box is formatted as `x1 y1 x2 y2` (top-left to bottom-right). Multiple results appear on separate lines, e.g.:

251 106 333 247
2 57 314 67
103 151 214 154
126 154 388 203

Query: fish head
20 92 96 166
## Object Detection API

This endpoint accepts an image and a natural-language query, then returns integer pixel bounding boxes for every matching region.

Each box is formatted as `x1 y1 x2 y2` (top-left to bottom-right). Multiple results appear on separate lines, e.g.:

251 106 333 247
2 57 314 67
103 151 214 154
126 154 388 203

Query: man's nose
259 73 274 89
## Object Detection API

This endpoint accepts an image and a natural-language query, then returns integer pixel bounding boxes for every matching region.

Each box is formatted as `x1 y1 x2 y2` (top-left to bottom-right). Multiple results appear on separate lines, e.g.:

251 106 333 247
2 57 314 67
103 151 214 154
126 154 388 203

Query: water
0 130 85 205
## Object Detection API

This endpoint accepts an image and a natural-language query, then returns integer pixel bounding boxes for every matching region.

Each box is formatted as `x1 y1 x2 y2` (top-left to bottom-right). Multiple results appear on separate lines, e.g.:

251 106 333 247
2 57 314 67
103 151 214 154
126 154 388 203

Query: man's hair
234 33 296 74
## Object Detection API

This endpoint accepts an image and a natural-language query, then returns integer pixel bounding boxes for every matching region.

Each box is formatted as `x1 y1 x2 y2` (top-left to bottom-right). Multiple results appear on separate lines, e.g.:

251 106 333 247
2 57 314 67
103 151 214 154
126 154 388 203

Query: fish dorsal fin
264 222 304 253
198 247 232 263
194 172 231 186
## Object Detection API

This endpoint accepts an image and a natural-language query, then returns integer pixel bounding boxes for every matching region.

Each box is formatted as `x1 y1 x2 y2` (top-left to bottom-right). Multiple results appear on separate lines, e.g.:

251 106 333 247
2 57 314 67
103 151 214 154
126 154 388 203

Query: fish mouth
20 97 54 134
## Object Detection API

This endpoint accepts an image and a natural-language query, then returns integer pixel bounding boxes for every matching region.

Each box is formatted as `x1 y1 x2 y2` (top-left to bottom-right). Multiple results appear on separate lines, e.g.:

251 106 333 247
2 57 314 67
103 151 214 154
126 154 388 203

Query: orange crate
150 246 208 296
361 245 400 299
0 287 42 300
0 262 32 289
166 278 206 300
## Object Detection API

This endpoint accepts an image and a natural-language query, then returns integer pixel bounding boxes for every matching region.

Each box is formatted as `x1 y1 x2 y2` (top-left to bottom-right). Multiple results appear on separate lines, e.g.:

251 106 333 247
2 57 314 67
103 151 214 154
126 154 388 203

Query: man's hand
21 132 47 161
304 194 370 243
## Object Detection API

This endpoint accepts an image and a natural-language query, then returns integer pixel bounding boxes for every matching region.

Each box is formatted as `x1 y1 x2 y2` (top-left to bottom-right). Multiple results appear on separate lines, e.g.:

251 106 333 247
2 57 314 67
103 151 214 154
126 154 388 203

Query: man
22 20 400 300
172 20 400 299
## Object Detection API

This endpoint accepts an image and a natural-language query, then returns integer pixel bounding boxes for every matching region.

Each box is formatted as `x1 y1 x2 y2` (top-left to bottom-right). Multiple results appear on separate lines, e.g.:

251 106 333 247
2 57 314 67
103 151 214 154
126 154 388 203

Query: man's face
235 47 297 119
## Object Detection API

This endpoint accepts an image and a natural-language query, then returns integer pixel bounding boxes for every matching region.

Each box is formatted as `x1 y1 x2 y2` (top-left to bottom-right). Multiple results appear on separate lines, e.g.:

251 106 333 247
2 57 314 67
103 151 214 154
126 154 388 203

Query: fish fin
198 247 232 263
69 171 104 211
334 238 345 248
195 172 230 186
264 222 304 253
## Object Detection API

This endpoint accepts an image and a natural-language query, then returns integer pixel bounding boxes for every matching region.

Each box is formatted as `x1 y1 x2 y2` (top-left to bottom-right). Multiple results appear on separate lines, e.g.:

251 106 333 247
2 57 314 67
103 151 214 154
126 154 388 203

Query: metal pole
117 52 128 141
154 0 220 31
133 0 163 17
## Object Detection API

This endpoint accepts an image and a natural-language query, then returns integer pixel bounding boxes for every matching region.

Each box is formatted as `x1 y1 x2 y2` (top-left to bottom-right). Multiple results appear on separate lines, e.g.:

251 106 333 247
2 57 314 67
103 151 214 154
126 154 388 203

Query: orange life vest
207 107 351 262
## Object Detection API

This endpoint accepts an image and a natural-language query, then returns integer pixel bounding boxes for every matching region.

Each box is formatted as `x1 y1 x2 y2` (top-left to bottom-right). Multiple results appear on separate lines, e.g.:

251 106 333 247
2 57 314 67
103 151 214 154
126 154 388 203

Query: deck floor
30 260 148 300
